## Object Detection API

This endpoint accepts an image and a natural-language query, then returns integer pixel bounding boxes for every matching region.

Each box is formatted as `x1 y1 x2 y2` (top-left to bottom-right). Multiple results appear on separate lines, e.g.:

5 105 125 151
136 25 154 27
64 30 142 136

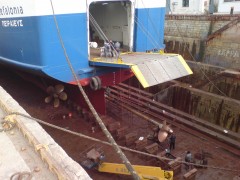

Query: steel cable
122 5 161 50
6 112 240 173
89 13 120 59
167 6 228 97
49 1 140 179
134 15 161 49
139 0 163 49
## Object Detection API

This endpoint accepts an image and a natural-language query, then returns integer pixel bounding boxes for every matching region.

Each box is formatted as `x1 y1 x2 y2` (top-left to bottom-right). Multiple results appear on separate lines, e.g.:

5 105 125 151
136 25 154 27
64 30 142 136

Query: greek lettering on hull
2 20 23 27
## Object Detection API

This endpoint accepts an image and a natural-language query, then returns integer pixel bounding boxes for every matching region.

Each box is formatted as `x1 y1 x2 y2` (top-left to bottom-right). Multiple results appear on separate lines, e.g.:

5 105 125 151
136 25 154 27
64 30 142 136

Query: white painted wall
218 0 240 14
90 2 130 42
168 0 210 14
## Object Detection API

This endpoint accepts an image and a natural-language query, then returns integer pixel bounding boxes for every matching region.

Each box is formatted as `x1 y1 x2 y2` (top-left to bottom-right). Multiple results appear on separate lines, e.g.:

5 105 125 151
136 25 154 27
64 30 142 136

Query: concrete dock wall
164 15 240 69
0 86 91 180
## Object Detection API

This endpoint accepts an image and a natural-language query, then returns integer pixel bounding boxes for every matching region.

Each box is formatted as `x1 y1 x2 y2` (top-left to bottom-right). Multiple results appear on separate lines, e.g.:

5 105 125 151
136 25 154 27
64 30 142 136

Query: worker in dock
103 41 112 57
109 40 115 57
169 133 176 151
185 151 192 170
114 41 121 57
165 148 171 157
91 122 96 133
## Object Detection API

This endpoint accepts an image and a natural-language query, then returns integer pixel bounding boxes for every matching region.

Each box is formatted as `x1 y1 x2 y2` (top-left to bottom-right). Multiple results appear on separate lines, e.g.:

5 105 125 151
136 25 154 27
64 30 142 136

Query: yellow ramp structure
90 53 193 88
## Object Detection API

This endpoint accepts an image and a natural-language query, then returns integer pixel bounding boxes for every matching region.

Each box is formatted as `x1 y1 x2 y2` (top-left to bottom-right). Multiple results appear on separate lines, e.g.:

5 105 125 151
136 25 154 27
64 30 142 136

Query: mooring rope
49 1 140 179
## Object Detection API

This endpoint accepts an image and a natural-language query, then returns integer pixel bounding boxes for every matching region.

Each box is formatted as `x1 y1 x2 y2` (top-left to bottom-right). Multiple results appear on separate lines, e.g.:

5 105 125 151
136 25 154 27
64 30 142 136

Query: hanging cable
135 17 160 49
89 13 120 59
139 0 162 46
168 4 227 97
129 0 168 51
89 13 108 42
122 5 161 50
49 1 140 179
134 15 161 49
92 3 162 54
6 112 240 173
153 83 177 100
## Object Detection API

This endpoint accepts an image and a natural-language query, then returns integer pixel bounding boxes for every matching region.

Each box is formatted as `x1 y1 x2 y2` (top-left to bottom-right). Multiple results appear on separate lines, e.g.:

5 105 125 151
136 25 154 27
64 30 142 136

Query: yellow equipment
80 148 173 180
98 162 173 180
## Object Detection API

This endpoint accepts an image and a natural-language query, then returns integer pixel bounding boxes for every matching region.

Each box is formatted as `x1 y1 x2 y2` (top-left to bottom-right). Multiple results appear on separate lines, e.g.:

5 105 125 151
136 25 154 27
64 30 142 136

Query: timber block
116 126 128 140
183 168 197 180
101 116 113 126
82 109 89 121
134 138 148 150
125 132 138 146
88 113 96 123
86 148 100 162
157 150 166 157
144 143 158 154
168 157 182 174
107 121 121 133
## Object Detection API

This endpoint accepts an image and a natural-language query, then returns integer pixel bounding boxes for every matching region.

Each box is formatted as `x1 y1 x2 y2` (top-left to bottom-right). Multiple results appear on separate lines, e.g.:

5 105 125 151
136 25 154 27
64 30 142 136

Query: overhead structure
90 53 193 88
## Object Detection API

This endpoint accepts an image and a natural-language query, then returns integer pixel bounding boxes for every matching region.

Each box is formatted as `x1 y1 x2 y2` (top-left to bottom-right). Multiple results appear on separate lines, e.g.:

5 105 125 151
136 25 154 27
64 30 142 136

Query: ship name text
0 6 24 16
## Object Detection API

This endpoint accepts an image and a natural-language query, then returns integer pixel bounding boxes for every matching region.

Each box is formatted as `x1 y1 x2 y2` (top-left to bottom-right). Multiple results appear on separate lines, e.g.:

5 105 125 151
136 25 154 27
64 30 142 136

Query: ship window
182 0 189 7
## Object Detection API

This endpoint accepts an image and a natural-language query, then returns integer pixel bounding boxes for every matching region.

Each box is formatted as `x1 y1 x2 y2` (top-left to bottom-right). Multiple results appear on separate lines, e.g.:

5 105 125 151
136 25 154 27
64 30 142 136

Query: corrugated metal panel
90 53 193 88
121 54 193 88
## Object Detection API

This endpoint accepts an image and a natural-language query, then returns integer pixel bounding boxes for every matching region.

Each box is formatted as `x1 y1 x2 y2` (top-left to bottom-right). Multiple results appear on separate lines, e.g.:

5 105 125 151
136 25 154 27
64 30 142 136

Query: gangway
90 52 192 88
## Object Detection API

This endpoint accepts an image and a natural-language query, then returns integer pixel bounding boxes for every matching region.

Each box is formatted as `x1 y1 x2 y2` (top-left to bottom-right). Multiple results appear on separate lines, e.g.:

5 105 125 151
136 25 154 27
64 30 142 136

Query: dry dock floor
0 68 239 180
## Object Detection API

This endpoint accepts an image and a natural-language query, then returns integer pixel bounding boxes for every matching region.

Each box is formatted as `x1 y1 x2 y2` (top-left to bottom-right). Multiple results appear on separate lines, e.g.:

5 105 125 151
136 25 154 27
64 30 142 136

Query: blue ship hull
0 1 166 86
